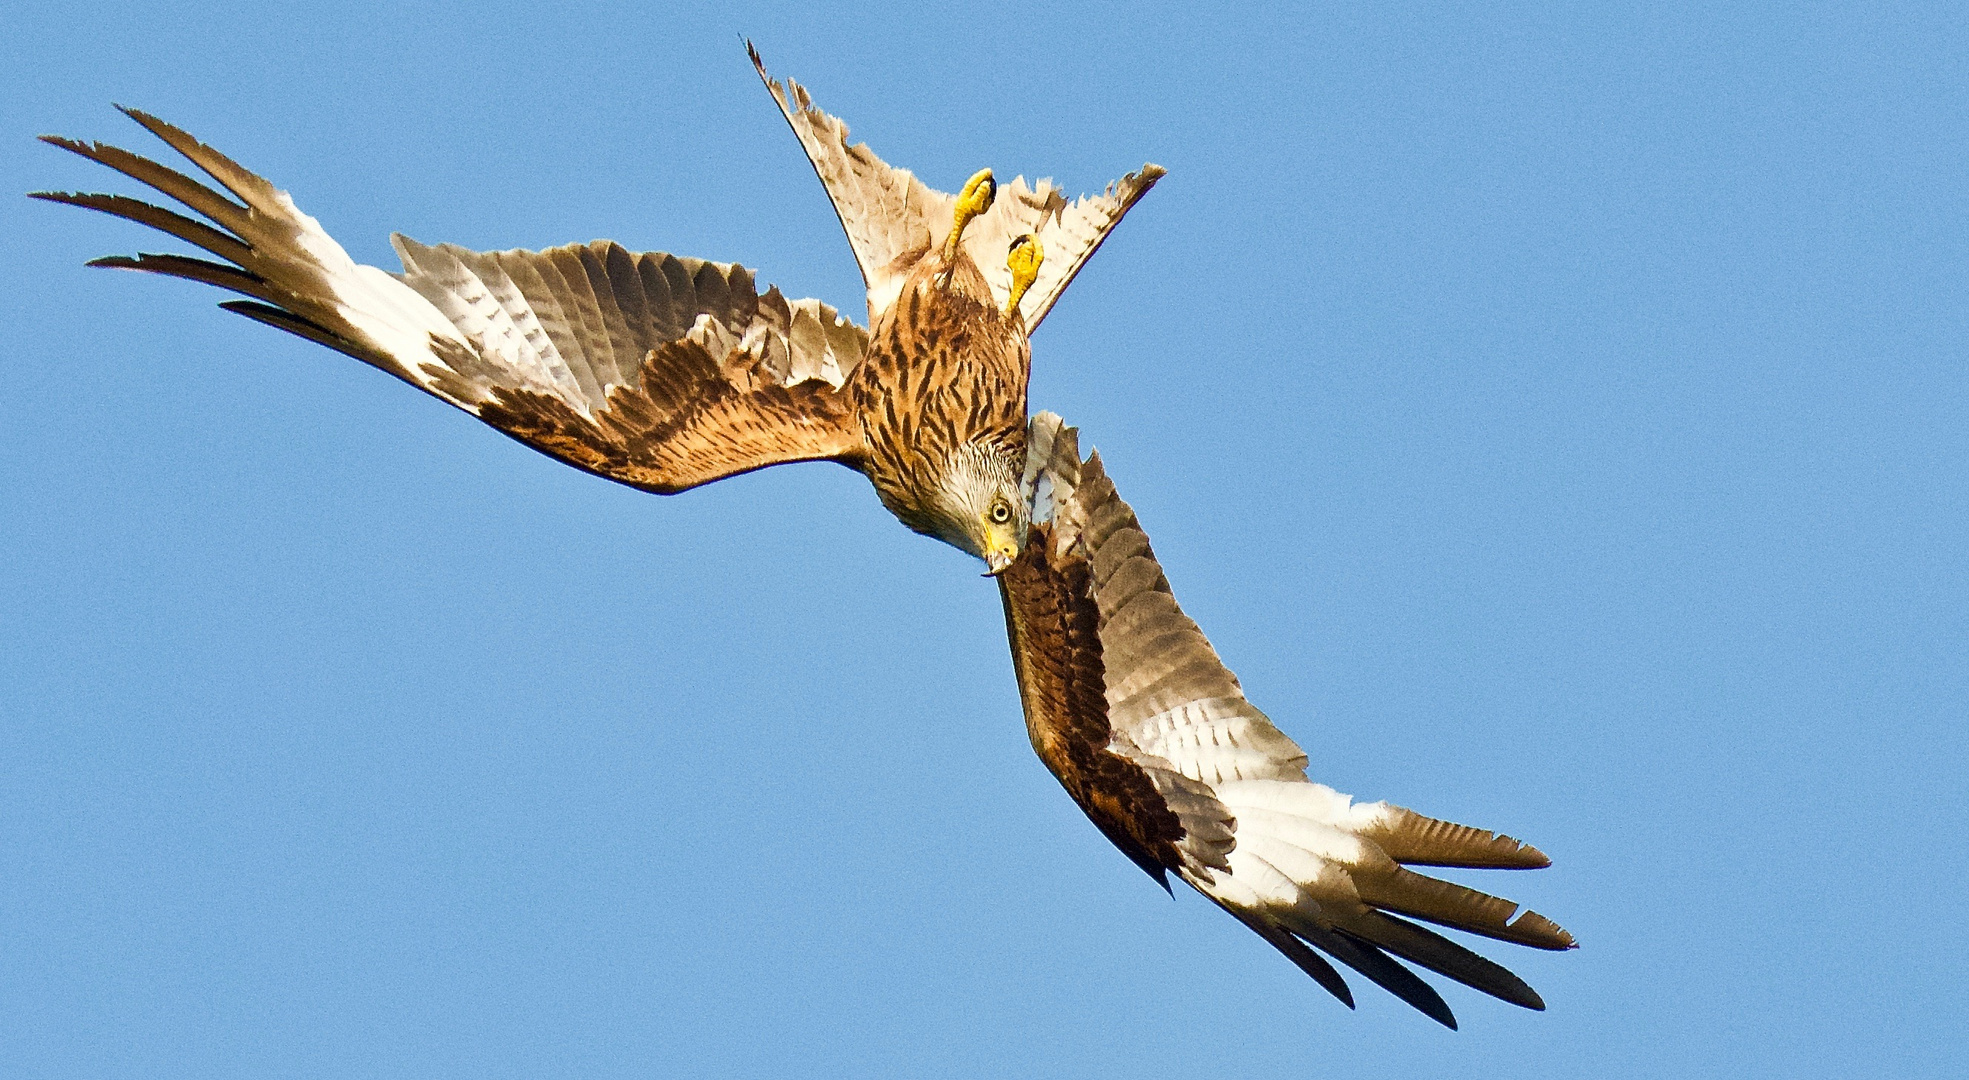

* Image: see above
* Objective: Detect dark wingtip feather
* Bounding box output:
[29,189,254,264]
[1208,899,1356,1009]
[1510,910,1577,951]
[82,252,273,308]
[1268,930,1355,1008]
[31,126,255,236]
[114,103,159,129]
[111,105,174,143]
[110,106,277,210]
[747,39,771,83]
[218,300,365,359]
[37,133,97,158]
[1345,911,1547,1011]
[1303,925,1458,1030]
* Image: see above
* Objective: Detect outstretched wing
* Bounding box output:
[750,45,1163,328]
[999,413,1576,1029]
[34,108,869,495]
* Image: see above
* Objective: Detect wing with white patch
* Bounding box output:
[1003,413,1576,1029]
[750,45,1161,328]
[36,108,868,495]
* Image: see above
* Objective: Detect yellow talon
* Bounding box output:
[942,168,996,262]
[1005,233,1044,318]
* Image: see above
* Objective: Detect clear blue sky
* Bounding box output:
[4,2,1964,1076]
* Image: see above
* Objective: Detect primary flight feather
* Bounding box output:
[34,44,1573,1029]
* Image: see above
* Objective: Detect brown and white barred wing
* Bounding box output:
[998,439,1237,888]
[37,108,870,496]
[392,238,868,492]
[1020,412,1575,1028]
[752,45,955,322]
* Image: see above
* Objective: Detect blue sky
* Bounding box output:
[4,1,1965,1076]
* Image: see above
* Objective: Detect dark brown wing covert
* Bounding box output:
[998,528,1191,887]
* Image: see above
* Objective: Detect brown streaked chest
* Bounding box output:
[848,259,1031,500]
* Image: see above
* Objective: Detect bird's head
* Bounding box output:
[928,440,1028,574]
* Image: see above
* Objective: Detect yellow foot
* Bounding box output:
[1005,233,1044,317]
[942,168,997,262]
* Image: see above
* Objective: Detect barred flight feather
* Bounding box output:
[1003,412,1574,1028]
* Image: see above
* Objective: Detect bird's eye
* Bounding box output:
[989,501,1013,524]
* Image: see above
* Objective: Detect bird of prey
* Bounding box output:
[34,45,1574,1029]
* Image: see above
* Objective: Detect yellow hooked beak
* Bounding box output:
[983,548,1017,576]
[981,519,1020,576]
[943,168,997,263]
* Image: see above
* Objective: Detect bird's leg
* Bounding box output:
[942,168,997,263]
[1005,234,1044,318]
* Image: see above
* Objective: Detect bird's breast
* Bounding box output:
[849,278,1031,513]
